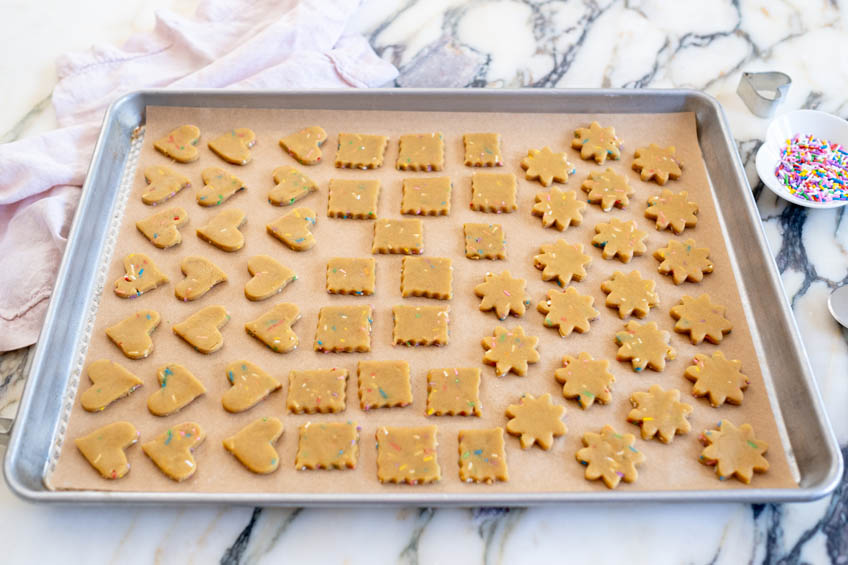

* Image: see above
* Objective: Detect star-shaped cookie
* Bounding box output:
[615,320,676,372]
[533,240,591,287]
[699,420,769,484]
[627,384,692,443]
[520,147,574,186]
[670,294,732,344]
[572,122,622,164]
[576,426,645,489]
[600,270,659,318]
[537,287,599,337]
[505,393,566,450]
[654,239,714,284]
[482,325,540,377]
[474,271,530,320]
[685,351,749,407]
[645,189,699,234]
[581,168,634,211]
[555,352,614,409]
[632,144,683,185]
[592,218,648,263]
[531,188,586,231]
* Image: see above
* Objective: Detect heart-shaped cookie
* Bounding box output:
[175,256,227,301]
[245,303,300,353]
[147,363,207,416]
[80,359,143,412]
[106,310,160,359]
[268,166,318,206]
[173,305,230,354]
[113,253,169,298]
[245,255,296,301]
[136,207,188,249]
[197,167,247,206]
[222,360,282,413]
[223,417,284,474]
[142,421,205,482]
[75,421,139,479]
[154,125,201,163]
[142,166,191,205]
[208,128,256,165]
[279,126,327,165]
[197,208,246,252]
[266,207,316,251]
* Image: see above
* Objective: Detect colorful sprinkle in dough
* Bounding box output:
[392,305,449,346]
[645,189,699,234]
[699,420,768,484]
[334,132,388,169]
[266,207,317,251]
[279,125,327,165]
[245,303,301,353]
[142,422,205,482]
[463,223,506,260]
[520,147,574,186]
[482,325,540,377]
[141,166,190,205]
[297,422,360,470]
[80,360,143,412]
[474,270,530,320]
[105,310,160,360]
[287,368,348,414]
[463,133,503,167]
[426,368,481,416]
[147,363,206,417]
[223,417,284,474]
[531,188,586,231]
[208,128,256,165]
[197,167,246,206]
[376,426,440,484]
[576,425,645,489]
[537,287,599,337]
[685,351,749,407]
[358,360,412,411]
[315,305,373,352]
[372,218,424,255]
[555,352,614,409]
[505,393,566,450]
[670,294,732,345]
[581,168,634,211]
[397,133,445,171]
[268,166,318,206]
[632,144,683,185]
[572,122,622,164]
[113,253,168,298]
[75,421,138,480]
[222,360,282,413]
[153,125,200,163]
[627,384,693,443]
[172,305,230,354]
[174,256,226,302]
[327,179,380,219]
[601,270,659,319]
[592,218,648,263]
[196,208,246,252]
[136,207,188,249]
[401,256,452,299]
[615,320,676,372]
[244,255,296,301]
[654,238,714,284]
[327,257,376,296]
[470,172,517,213]
[401,177,452,216]
[533,240,591,287]
[458,428,508,484]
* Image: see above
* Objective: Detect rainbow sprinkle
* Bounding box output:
[775,134,848,203]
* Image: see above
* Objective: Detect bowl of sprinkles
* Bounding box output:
[756,110,848,208]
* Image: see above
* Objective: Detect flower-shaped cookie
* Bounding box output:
[685,351,749,407]
[654,239,714,284]
[645,190,699,234]
[482,325,540,377]
[520,147,574,186]
[505,393,566,450]
[537,287,599,337]
[572,122,622,164]
[576,425,645,489]
[533,240,591,287]
[670,294,732,345]
[627,384,692,443]
[555,352,614,409]
[699,420,769,484]
[531,188,586,231]
[581,168,634,211]
[592,218,648,263]
[632,144,683,185]
[474,271,530,320]
[600,270,659,319]
[615,320,676,372]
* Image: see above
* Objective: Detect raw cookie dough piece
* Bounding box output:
[397,133,445,171]
[458,428,508,484]
[376,426,440,484]
[142,422,205,482]
[287,368,348,414]
[581,168,634,211]
[601,270,659,319]
[279,126,327,165]
[245,303,301,353]
[474,270,530,320]
[335,133,388,169]
[136,207,188,248]
[358,360,412,411]
[654,239,714,284]
[296,422,360,470]
[401,177,452,216]
[147,363,206,416]
[208,128,256,165]
[463,133,503,167]
[670,294,732,345]
[223,417,284,474]
[75,421,139,479]
[627,384,693,443]
[196,208,246,252]
[197,167,246,206]
[555,352,614,409]
[106,310,160,359]
[482,325,540,377]
[505,393,566,450]
[576,425,645,489]
[172,305,230,354]
[592,218,648,263]
[537,287,599,337]
[245,255,296,301]
[463,223,505,260]
[327,257,376,296]
[685,351,749,407]
[470,172,517,213]
[222,360,282,413]
[315,305,373,352]
[531,188,586,231]
[113,253,168,298]
[392,305,449,346]
[153,125,200,163]
[141,166,190,205]
[533,240,591,287]
[572,122,622,164]
[645,189,699,234]
[615,320,676,372]
[699,420,769,484]
[401,256,452,299]
[426,368,481,416]
[268,166,318,206]
[521,147,574,186]
[174,256,227,302]
[327,179,380,219]
[80,360,143,412]
[266,207,317,251]
[632,144,683,185]
[372,218,424,255]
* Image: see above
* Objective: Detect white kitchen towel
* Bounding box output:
[0,0,397,351]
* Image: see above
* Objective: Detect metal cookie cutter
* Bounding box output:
[737,71,791,118]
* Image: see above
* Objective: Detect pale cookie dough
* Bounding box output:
[426,367,481,417]
[392,305,449,346]
[174,256,227,302]
[458,428,508,484]
[474,270,530,320]
[268,166,318,206]
[572,122,622,164]
[153,125,200,163]
[287,368,348,414]
[142,422,205,482]
[296,421,360,470]
[521,147,574,186]
[357,360,412,411]
[470,172,517,213]
[136,207,188,248]
[197,167,247,206]
[576,425,645,489]
[315,305,373,352]
[654,238,714,284]
[80,360,143,412]
[75,421,139,480]
[685,351,749,407]
[537,287,599,337]
[335,133,388,169]
[482,325,540,377]
[401,257,452,299]
[615,320,676,372]
[627,384,693,443]
[592,218,648,263]
[208,128,256,165]
[463,133,503,167]
[632,144,683,185]
[645,189,699,234]
[372,218,423,255]
[223,417,284,474]
[463,223,506,260]
[581,168,634,211]
[245,303,301,353]
[141,166,190,205]
[397,133,445,171]
[113,253,168,298]
[245,255,296,301]
[147,364,206,417]
[531,188,586,231]
[401,177,452,216]
[279,126,327,165]
[327,257,376,296]
[222,360,282,413]
[327,179,380,219]
[504,393,566,450]
[670,294,732,344]
[376,426,440,484]
[533,240,591,287]
[699,420,769,484]
[196,208,246,252]
[106,310,160,359]
[267,207,317,251]
[601,270,659,319]
[555,352,615,409]
[172,305,230,354]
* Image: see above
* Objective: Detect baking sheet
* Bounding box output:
[47,106,796,493]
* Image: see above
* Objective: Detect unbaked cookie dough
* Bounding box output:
[470,172,517,213]
[142,422,205,482]
[223,417,284,474]
[113,253,168,298]
[268,166,318,206]
[357,360,412,411]
[208,128,256,165]
[685,351,749,407]
[463,223,506,260]
[141,166,190,205]
[287,368,348,414]
[572,122,622,164]
[296,421,360,470]
[75,421,139,480]
[533,240,591,287]
[80,360,143,412]
[266,207,317,251]
[327,257,376,296]
[555,352,614,409]
[632,144,683,185]
[154,125,200,163]
[196,208,246,252]
[401,177,452,216]
[174,256,227,302]
[147,363,206,417]
[537,287,599,337]
[581,168,634,211]
[245,303,301,353]
[482,325,539,377]
[627,384,692,443]
[197,167,246,206]
[615,320,676,372]
[172,305,230,354]
[136,207,188,249]
[426,367,481,416]
[699,420,768,484]
[463,133,503,167]
[222,360,282,413]
[105,310,160,360]
[279,126,327,165]
[315,305,373,352]
[654,238,714,284]
[531,188,586,231]
[397,133,445,171]
[474,270,530,320]
[592,218,648,263]
[375,426,440,484]
[392,305,449,346]
[670,294,732,344]
[504,392,566,450]
[520,147,574,186]
[335,133,388,169]
[576,425,645,489]
[600,270,659,319]
[245,255,296,301]
[645,189,699,234]
[400,256,452,299]
[372,218,423,255]
[327,179,380,219]
[458,428,508,484]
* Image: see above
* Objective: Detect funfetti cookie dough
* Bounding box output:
[142,422,205,482]
[531,188,585,231]
[174,256,227,302]
[287,368,348,414]
[172,305,230,354]
[520,147,574,186]
[670,294,732,344]
[654,239,714,284]
[113,253,168,298]
[474,270,530,320]
[555,353,614,409]
[197,167,246,206]
[327,258,376,296]
[397,133,445,171]
[470,172,517,213]
[505,393,566,450]
[105,310,160,360]
[533,240,591,287]
[335,133,388,169]
[375,426,440,484]
[458,428,508,484]
[576,425,645,489]
[482,325,539,377]
[401,177,452,216]
[592,218,648,263]
[627,384,692,444]
[136,207,188,249]
[537,287,599,337]
[208,128,256,165]
[196,208,247,252]
[222,361,282,413]
[463,133,503,167]
[463,223,505,260]
[357,360,412,411]
[244,303,301,353]
[685,351,749,407]
[400,257,452,299]
[327,179,380,219]
[572,122,622,164]
[297,422,360,470]
[75,421,139,480]
[645,189,699,234]
[141,166,190,205]
[426,368,481,417]
[268,166,318,206]
[223,417,284,474]
[615,321,676,372]
[392,305,449,346]
[279,126,327,165]
[581,168,633,211]
[699,420,769,484]
[632,144,683,185]
[80,360,143,412]
[147,363,206,417]
[267,207,317,251]
[245,255,296,301]
[154,125,200,162]
[601,270,659,319]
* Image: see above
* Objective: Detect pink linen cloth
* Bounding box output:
[0,0,397,351]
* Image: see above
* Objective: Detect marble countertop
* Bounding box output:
[1,0,847,562]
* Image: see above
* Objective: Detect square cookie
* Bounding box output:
[397,133,445,171]
[315,305,373,352]
[401,177,452,216]
[458,428,509,483]
[401,257,453,299]
[464,223,506,260]
[376,426,441,484]
[287,368,348,414]
[326,258,376,296]
[470,172,517,213]
[463,133,503,167]
[357,360,413,411]
[296,421,359,470]
[392,305,449,346]
[427,368,481,416]
[372,218,424,255]
[327,179,380,219]
[335,133,388,169]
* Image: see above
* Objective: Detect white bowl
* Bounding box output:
[755,109,848,209]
